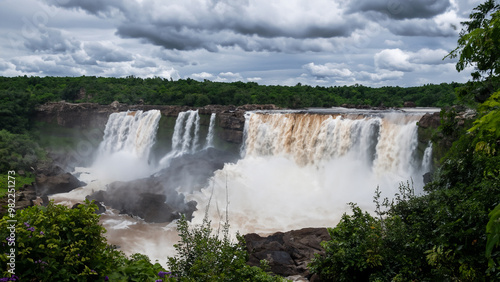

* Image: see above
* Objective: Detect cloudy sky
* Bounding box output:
[0,0,482,87]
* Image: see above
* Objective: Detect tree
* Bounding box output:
[445,0,500,103]
[446,0,500,80]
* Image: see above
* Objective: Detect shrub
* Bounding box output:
[0,200,166,281]
[167,214,287,281]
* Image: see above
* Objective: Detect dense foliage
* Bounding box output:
[0,130,46,173]
[0,201,166,281]
[0,75,459,110]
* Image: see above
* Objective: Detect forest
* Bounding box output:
[0,0,499,280]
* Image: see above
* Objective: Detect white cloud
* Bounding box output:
[303,63,353,78]
[191,72,215,80]
[215,72,243,82]
[374,48,414,72]
[375,48,452,72]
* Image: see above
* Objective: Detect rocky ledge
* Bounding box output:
[35,101,278,144]
[244,228,330,281]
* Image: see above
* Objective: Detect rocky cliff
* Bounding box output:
[35,101,278,144]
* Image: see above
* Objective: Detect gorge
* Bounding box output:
[33,102,440,277]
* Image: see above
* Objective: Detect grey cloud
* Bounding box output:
[117,24,220,52]
[348,0,451,20]
[132,58,157,68]
[47,0,366,53]
[24,27,80,53]
[11,56,84,76]
[387,19,457,37]
[84,42,133,62]
[0,60,11,71]
[230,19,362,39]
[44,0,129,17]
[409,48,449,64]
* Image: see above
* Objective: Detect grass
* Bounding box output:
[0,173,35,198]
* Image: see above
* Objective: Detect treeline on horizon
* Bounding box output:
[0,75,460,110]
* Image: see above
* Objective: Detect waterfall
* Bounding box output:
[190,110,434,234]
[159,110,216,167]
[205,113,216,148]
[92,110,161,181]
[242,112,423,175]
[172,110,201,154]
[98,110,161,159]
[421,142,433,172]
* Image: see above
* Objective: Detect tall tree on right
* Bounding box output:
[446,0,500,103]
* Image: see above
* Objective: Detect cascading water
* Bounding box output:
[92,110,162,181]
[189,110,434,234]
[205,113,216,149]
[159,110,217,168]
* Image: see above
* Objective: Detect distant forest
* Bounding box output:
[0,75,461,110]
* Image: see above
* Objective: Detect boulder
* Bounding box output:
[35,165,85,196]
[244,228,330,279]
[87,179,197,223]
[418,112,441,129]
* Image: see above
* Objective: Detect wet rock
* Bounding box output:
[0,184,37,214]
[244,228,330,279]
[86,147,237,223]
[418,112,441,129]
[35,165,85,196]
[87,179,197,223]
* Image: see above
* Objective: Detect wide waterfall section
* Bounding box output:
[189,109,434,234]
[50,107,436,267]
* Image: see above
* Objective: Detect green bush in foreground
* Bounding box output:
[167,214,287,282]
[0,201,166,281]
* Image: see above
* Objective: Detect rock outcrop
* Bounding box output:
[86,178,197,223]
[418,112,441,130]
[87,147,238,223]
[35,101,278,144]
[244,228,330,280]
[35,164,85,196]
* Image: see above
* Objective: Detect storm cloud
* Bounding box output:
[0,0,479,86]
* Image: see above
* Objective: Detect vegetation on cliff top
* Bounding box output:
[0,75,460,111]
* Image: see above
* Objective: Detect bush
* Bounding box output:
[0,130,47,173]
[308,203,383,281]
[0,201,166,281]
[167,214,287,281]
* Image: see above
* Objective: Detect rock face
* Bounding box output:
[35,165,85,196]
[418,112,441,129]
[35,101,278,144]
[244,228,330,280]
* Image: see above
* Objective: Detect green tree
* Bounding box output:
[446,0,500,103]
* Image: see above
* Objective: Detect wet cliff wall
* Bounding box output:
[34,101,279,144]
